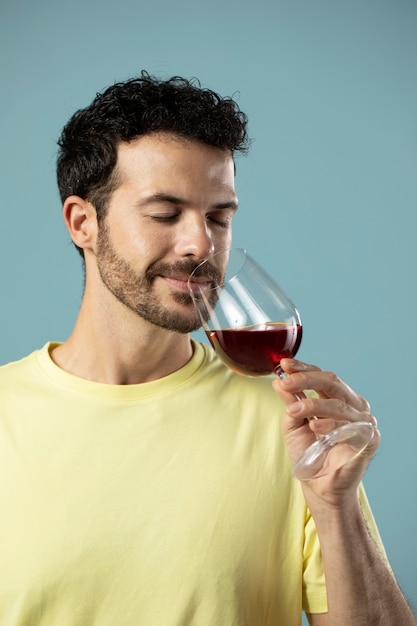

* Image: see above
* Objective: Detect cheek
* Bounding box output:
[215,230,232,251]
[109,221,167,258]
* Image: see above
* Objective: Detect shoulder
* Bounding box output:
[0,345,46,390]
[194,340,287,427]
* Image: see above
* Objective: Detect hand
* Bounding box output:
[272,358,380,504]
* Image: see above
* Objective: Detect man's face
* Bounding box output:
[94,132,237,333]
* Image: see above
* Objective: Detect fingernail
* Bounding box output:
[281,375,293,386]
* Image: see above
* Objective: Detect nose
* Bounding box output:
[174,215,215,260]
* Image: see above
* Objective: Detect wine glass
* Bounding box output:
[188,248,375,481]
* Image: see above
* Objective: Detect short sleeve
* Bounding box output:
[302,507,328,614]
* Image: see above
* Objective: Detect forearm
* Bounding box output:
[313,498,416,626]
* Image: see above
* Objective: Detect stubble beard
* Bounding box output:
[95,222,220,334]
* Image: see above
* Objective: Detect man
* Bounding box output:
[0,72,415,625]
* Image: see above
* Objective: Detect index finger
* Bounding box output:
[279,359,370,414]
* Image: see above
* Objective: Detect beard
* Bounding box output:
[95,222,221,334]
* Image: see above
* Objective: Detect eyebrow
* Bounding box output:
[138,192,239,211]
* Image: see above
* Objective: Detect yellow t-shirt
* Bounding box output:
[0,342,384,625]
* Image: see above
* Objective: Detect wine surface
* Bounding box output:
[207,322,302,376]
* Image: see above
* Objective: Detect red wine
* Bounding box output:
[207,323,302,377]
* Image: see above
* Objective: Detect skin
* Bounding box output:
[53,131,416,625]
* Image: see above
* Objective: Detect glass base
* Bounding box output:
[293,421,376,481]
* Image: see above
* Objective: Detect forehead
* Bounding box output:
[115,132,235,186]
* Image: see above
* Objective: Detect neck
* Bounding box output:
[51,295,194,385]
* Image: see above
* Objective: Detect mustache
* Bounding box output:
[147,259,223,283]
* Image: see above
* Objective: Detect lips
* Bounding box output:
[148,260,221,295]
[165,274,211,290]
[187,278,213,296]
[161,275,190,288]
[187,275,212,286]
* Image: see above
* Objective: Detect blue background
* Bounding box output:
[1,0,416,618]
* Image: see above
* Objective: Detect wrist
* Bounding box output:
[302,484,363,531]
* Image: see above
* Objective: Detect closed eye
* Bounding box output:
[207,209,235,228]
[150,214,179,223]
[208,215,232,228]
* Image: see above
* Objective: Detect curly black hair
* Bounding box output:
[57,71,250,244]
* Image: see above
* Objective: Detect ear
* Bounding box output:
[62,196,98,253]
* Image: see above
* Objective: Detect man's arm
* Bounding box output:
[308,495,416,625]
[273,359,417,626]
